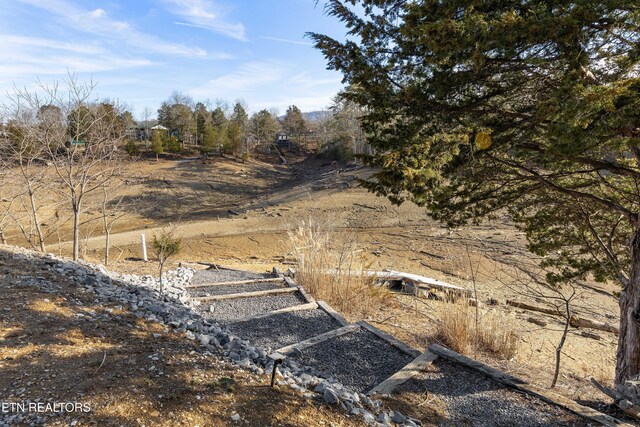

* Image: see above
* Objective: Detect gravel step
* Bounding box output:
[195,291,307,322]
[226,308,344,351]
[290,328,414,393]
[394,359,590,426]
[191,269,272,286]
[186,280,285,297]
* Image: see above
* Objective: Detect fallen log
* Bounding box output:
[527,317,547,327]
[570,315,619,335]
[506,300,619,335]
[506,300,560,316]
[591,379,640,421]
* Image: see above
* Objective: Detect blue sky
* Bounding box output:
[0,0,347,118]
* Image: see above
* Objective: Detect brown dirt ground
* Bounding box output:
[1,154,625,418]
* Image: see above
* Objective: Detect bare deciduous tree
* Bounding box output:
[2,75,128,261]
[499,262,581,388]
[152,228,182,295]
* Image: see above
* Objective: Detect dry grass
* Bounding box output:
[435,300,518,359]
[434,300,473,354]
[287,218,392,319]
[475,309,519,359]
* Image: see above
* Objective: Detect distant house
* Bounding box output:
[275,132,291,150]
[150,124,169,138]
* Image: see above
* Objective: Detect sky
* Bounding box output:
[0,0,348,119]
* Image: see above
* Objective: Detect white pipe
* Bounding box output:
[141,234,148,262]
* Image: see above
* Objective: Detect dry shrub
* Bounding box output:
[435,300,518,359]
[434,299,473,354]
[287,218,391,319]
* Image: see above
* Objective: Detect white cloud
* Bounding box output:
[260,36,313,46]
[162,0,245,40]
[188,61,343,114]
[191,61,285,96]
[0,35,106,55]
[14,0,209,58]
[253,95,336,114]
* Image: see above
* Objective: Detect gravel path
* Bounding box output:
[186,280,284,297]
[396,359,589,427]
[226,308,343,351]
[196,292,307,322]
[291,329,414,393]
[191,268,272,285]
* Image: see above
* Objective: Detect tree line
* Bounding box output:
[0,76,369,265]
[145,91,367,162]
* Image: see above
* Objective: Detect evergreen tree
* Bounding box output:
[229,102,248,158]
[195,102,208,145]
[311,0,640,385]
[282,105,307,145]
[250,109,280,147]
[150,131,163,162]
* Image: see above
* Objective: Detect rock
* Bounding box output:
[390,410,407,424]
[377,412,392,426]
[324,388,340,405]
[361,410,376,425]
[230,413,240,421]
[236,358,251,368]
[198,334,211,346]
[581,331,601,340]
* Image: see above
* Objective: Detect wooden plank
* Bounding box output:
[357,321,421,358]
[297,287,316,304]
[368,350,439,395]
[184,277,283,289]
[518,382,632,427]
[276,324,361,355]
[282,276,316,302]
[283,276,298,288]
[193,286,299,302]
[317,300,349,327]
[389,271,471,297]
[229,302,318,323]
[429,344,631,427]
[429,344,523,386]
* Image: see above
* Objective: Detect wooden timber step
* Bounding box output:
[227,300,350,351]
[357,321,421,358]
[186,279,288,298]
[368,350,439,395]
[428,344,631,427]
[231,302,319,323]
[201,289,309,323]
[276,324,361,355]
[193,286,299,302]
[285,324,417,393]
[184,277,283,289]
